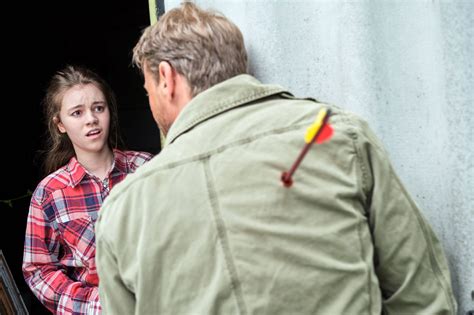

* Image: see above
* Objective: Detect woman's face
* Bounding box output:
[56,83,111,158]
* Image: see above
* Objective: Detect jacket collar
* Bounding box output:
[165,74,287,146]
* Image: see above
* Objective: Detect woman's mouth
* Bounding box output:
[86,129,101,137]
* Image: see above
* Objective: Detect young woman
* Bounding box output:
[22,65,153,314]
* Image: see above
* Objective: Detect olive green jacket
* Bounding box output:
[96,74,456,314]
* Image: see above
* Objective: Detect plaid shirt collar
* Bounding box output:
[66,149,127,187]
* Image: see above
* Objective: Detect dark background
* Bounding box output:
[1,1,160,313]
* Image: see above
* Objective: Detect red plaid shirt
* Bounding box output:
[23,149,153,314]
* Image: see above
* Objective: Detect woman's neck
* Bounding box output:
[76,148,114,181]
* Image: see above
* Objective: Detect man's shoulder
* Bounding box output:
[272,99,383,154]
[328,106,372,133]
[269,97,375,138]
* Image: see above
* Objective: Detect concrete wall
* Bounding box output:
[166,1,473,312]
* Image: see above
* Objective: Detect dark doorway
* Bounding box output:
[1,1,159,313]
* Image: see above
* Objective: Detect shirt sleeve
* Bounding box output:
[355,119,457,314]
[22,196,101,315]
[95,219,136,315]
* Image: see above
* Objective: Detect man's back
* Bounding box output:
[96,75,456,314]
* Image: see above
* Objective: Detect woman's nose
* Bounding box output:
[86,110,99,124]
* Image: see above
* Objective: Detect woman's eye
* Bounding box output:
[94,106,105,112]
[71,111,81,117]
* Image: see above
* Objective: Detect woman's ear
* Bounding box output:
[53,116,66,133]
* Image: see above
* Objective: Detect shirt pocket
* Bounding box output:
[59,216,97,268]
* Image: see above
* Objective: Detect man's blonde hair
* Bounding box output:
[133,1,248,96]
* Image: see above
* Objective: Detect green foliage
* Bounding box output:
[1,190,32,208]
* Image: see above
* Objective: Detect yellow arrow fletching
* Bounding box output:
[304,107,328,143]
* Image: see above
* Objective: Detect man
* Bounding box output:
[95,2,457,314]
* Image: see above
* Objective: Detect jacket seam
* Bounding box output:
[338,112,370,204]
[157,123,311,173]
[339,111,373,312]
[392,174,456,313]
[349,131,373,314]
[203,158,247,314]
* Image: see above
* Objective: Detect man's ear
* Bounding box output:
[158,61,175,100]
[53,116,66,133]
